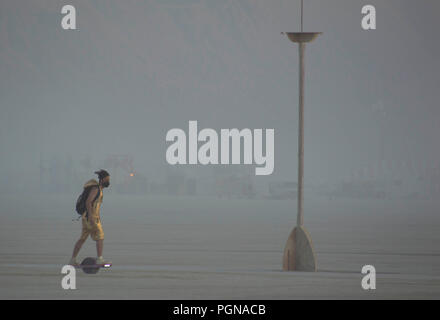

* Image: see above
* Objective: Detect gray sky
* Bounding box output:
[1,0,439,189]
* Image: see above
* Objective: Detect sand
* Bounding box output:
[0,193,439,299]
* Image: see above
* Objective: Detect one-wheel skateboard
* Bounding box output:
[75,257,112,274]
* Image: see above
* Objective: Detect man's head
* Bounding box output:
[94,169,110,188]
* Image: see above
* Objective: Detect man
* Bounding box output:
[70,169,111,266]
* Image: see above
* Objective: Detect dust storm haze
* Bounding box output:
[0,0,439,299]
[1,0,439,195]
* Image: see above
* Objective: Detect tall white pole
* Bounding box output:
[297,42,305,227]
[281,0,321,271]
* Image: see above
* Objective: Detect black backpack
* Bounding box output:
[75,185,100,217]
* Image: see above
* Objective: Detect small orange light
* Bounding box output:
[130,173,134,177]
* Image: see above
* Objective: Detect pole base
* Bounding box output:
[282,226,317,271]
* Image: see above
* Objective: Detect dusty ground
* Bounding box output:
[0,193,439,299]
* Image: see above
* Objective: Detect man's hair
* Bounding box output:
[94,169,110,180]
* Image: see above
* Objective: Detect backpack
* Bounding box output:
[75,185,100,217]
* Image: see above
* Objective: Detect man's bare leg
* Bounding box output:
[72,238,86,259]
[96,239,103,258]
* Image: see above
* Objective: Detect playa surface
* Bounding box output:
[1,193,439,299]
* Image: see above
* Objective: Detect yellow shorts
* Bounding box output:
[80,214,104,241]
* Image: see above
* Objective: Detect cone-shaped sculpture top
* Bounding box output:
[282,32,322,43]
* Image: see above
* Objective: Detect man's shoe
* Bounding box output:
[95,256,111,265]
[69,257,79,266]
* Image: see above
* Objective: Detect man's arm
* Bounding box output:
[85,186,98,223]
